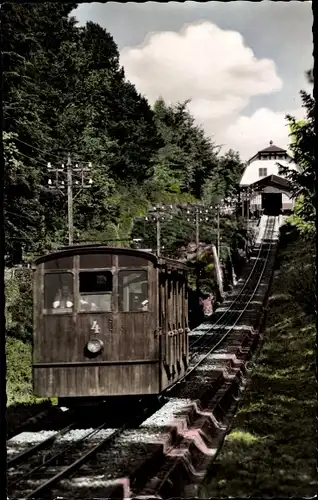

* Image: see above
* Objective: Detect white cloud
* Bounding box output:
[219,107,306,161]
[120,21,307,161]
[121,22,282,111]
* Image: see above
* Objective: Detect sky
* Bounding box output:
[72,1,313,161]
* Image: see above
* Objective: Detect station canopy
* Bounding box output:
[242,174,292,193]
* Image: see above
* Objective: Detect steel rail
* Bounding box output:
[137,218,277,498]
[9,218,277,500]
[189,216,271,350]
[7,421,77,468]
[8,421,109,490]
[188,216,275,361]
[23,401,159,499]
[166,216,276,393]
[140,218,278,499]
[189,217,275,359]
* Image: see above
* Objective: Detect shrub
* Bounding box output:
[5,267,33,343]
[6,337,33,405]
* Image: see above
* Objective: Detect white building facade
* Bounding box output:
[240,142,298,215]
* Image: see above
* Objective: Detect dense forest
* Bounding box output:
[3,3,245,261]
[3,3,247,341]
[3,3,315,347]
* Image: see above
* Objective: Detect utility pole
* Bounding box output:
[241,189,245,218]
[195,206,199,265]
[47,156,93,245]
[67,154,73,245]
[142,203,220,260]
[247,188,250,233]
[195,206,201,294]
[156,215,161,257]
[217,204,220,257]
[144,205,168,256]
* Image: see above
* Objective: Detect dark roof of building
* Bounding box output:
[247,141,290,164]
[245,174,291,191]
[259,144,287,153]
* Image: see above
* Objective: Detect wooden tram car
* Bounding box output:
[32,244,189,405]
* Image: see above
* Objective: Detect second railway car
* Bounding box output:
[32,244,189,405]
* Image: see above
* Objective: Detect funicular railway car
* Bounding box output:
[32,244,189,406]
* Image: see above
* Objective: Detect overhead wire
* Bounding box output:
[12,149,50,168]
[5,209,39,223]
[9,137,68,164]
[11,136,91,165]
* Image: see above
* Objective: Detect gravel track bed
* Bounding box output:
[6,402,58,439]
[48,439,164,499]
[8,400,165,499]
[8,427,117,499]
[7,407,77,459]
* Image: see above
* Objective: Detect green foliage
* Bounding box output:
[3,132,43,259]
[203,150,245,205]
[279,91,316,235]
[200,231,316,498]
[6,337,33,405]
[4,4,292,405]
[3,3,78,255]
[4,4,246,259]
[286,196,316,237]
[5,269,20,331]
[152,98,220,199]
[278,224,316,316]
[5,268,33,343]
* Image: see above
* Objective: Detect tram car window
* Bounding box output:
[119,270,148,312]
[44,272,74,313]
[79,271,112,312]
[32,245,189,404]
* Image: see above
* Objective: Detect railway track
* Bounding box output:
[7,399,163,499]
[183,216,277,374]
[7,216,278,500]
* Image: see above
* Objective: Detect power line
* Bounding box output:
[139,202,224,263]
[11,137,55,158]
[10,136,91,165]
[13,150,49,167]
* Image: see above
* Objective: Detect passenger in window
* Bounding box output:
[140,283,148,311]
[79,297,98,311]
[53,285,73,310]
[141,299,148,311]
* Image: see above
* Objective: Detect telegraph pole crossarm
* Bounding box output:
[47,156,93,246]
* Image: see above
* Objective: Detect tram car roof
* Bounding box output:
[33,243,187,270]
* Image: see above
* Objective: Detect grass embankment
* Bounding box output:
[200,226,316,497]
[6,337,54,436]
[6,337,33,406]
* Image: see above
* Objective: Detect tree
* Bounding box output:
[4,132,42,259]
[152,98,220,199]
[2,3,78,255]
[202,149,244,206]
[3,6,165,249]
[279,91,315,236]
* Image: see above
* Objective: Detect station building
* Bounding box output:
[240,141,298,216]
